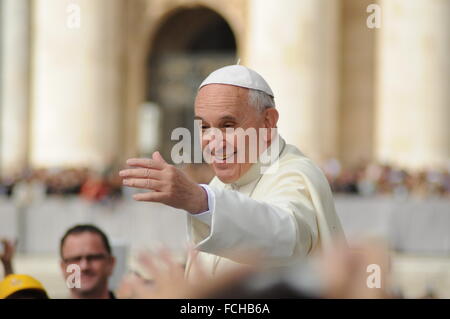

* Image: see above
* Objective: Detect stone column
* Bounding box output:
[339,0,376,167]
[30,0,125,169]
[0,0,31,176]
[246,0,340,162]
[375,0,450,169]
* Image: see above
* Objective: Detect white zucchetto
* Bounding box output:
[199,65,274,98]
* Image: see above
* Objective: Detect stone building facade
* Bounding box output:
[0,0,449,175]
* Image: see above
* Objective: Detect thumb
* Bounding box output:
[152,151,167,165]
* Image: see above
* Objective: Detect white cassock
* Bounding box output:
[185,135,346,278]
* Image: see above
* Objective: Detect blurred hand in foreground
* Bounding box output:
[320,240,392,299]
[116,248,255,299]
[1,238,16,276]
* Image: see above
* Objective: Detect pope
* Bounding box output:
[119,65,346,276]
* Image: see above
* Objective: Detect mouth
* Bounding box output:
[81,272,96,280]
[214,151,237,162]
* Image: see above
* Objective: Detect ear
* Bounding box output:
[263,108,279,129]
[60,260,66,276]
[108,256,116,276]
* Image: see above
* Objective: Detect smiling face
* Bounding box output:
[195,84,278,183]
[60,232,115,298]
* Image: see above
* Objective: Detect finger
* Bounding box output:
[133,192,167,202]
[123,178,164,191]
[157,247,173,265]
[132,281,156,299]
[158,248,184,275]
[119,168,162,179]
[138,252,161,279]
[122,272,156,299]
[187,247,207,279]
[126,158,165,170]
[187,245,199,263]
[152,151,168,165]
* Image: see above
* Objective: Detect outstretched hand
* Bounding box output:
[119,152,208,214]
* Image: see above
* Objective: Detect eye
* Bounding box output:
[198,122,209,130]
[223,122,235,128]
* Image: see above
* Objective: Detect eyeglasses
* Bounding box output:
[62,253,109,264]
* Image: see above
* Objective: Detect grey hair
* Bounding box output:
[248,89,276,112]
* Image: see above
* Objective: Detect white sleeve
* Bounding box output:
[187,185,315,264]
[187,184,214,225]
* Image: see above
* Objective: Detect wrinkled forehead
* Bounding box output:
[195,84,250,112]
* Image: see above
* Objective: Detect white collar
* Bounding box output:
[228,135,286,188]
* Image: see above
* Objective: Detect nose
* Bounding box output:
[202,129,226,155]
[79,257,90,270]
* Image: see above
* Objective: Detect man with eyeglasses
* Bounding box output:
[60,224,116,299]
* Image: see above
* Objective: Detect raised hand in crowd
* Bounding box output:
[1,238,17,277]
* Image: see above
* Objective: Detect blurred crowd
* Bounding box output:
[321,159,450,199]
[0,167,123,204]
[0,159,449,204]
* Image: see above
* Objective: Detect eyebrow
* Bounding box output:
[194,115,238,122]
